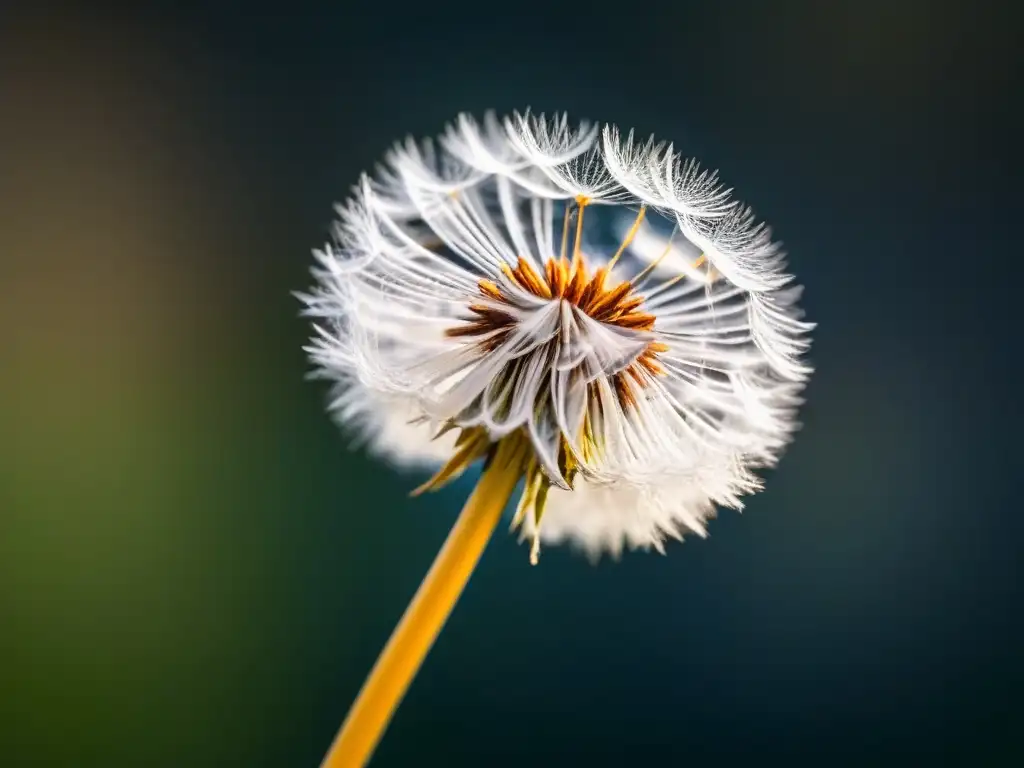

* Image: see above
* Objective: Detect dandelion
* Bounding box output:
[299,110,813,766]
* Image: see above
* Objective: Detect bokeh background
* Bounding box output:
[1,2,1018,765]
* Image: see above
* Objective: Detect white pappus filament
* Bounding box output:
[299,110,814,562]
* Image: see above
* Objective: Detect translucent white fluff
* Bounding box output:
[299,109,813,558]
[322,378,458,467]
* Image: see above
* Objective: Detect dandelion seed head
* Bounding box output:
[300,109,814,561]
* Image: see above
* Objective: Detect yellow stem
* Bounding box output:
[606,205,646,271]
[320,444,523,768]
[571,196,588,271]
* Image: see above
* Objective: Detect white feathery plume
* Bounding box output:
[300,109,814,563]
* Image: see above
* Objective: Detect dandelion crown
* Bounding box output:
[302,110,812,562]
[301,110,813,767]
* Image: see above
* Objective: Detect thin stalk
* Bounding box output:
[320,441,523,767]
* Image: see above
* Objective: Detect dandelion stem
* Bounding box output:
[320,440,523,768]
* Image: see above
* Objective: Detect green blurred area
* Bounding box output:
[0,17,363,763]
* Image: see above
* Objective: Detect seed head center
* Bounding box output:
[447,254,668,388]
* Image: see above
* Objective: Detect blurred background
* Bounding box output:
[0,2,1018,765]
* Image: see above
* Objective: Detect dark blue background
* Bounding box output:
[1,2,1018,765]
